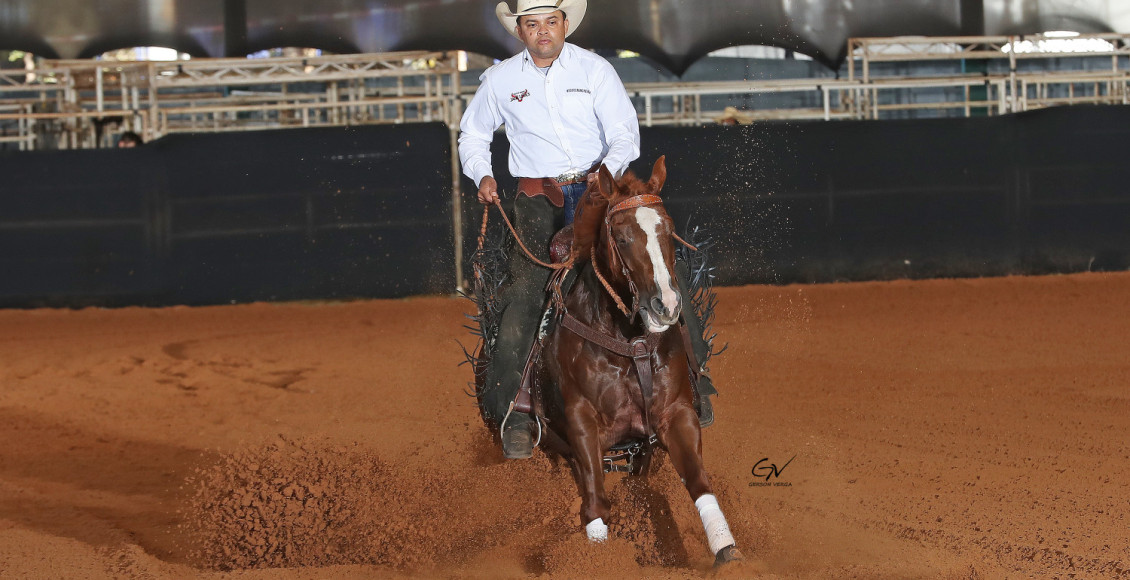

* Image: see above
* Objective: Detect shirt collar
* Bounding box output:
[520,42,573,73]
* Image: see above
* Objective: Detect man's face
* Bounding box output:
[516,11,568,65]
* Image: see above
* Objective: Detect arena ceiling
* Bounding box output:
[1,0,1128,72]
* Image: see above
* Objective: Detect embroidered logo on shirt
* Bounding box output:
[567,88,591,94]
[510,89,530,102]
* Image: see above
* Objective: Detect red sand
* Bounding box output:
[1,273,1128,578]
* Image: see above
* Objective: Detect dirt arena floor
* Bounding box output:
[1,272,1128,579]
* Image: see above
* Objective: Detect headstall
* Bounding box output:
[595,194,667,318]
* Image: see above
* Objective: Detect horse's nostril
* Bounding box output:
[651,295,665,315]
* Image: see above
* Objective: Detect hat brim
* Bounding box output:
[495,1,587,40]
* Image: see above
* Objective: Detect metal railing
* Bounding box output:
[2,35,1128,147]
[621,33,1128,125]
[843,33,1130,119]
[0,51,462,149]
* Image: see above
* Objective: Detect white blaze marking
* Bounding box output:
[635,207,679,318]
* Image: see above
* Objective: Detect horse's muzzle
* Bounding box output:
[641,293,681,332]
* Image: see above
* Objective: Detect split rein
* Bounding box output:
[477,193,697,318]
[478,200,573,271]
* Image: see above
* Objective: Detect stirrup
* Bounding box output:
[603,436,657,474]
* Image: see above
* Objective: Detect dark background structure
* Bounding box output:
[0,124,454,306]
[2,105,1128,306]
[0,1,1127,71]
[1,1,1129,306]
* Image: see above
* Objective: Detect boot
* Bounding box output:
[501,415,534,459]
[697,394,715,429]
[488,370,536,460]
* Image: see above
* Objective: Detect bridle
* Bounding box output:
[590,194,663,318]
[481,191,696,320]
[591,194,697,319]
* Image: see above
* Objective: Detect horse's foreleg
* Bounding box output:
[657,407,742,565]
[565,402,611,542]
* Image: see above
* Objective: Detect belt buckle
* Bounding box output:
[555,170,585,184]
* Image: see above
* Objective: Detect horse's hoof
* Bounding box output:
[713,544,743,568]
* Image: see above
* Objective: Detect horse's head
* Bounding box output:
[587,156,681,333]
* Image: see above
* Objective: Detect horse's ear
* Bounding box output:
[596,164,617,199]
[647,156,667,194]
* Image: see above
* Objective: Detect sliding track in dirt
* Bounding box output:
[0,273,1127,578]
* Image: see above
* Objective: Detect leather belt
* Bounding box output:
[516,168,593,207]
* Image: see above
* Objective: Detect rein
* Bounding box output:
[477,191,696,317]
[483,200,575,270]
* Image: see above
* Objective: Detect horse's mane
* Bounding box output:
[569,171,650,263]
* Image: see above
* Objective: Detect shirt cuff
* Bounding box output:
[464,162,493,189]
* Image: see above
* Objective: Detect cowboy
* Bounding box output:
[459,0,717,459]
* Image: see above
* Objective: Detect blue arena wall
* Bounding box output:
[2,106,1129,307]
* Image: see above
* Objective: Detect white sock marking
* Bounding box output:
[695,494,736,555]
[586,517,608,542]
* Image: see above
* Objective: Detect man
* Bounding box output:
[459,0,716,459]
[117,131,143,148]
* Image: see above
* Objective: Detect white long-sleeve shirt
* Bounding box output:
[458,42,640,187]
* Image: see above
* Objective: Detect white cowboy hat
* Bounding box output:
[495,0,587,39]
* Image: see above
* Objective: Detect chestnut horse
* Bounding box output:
[534,157,742,566]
